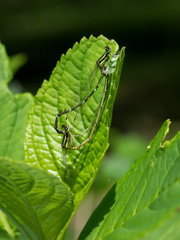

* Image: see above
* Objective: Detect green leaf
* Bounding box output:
[0,41,34,239]
[0,226,12,240]
[0,157,74,240]
[0,209,20,240]
[0,83,33,161]
[24,35,125,204]
[24,35,125,238]
[0,42,13,83]
[78,120,180,240]
[10,53,28,75]
[0,41,33,161]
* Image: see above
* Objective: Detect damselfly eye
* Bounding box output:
[62,125,68,131]
[105,46,110,51]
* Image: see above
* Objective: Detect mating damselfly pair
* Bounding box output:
[55,46,120,150]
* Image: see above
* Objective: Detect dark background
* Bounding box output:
[1,0,180,238]
[1,0,180,139]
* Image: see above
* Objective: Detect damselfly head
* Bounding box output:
[105,46,111,53]
[62,124,69,132]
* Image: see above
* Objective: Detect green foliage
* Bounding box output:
[0,83,33,161]
[0,36,124,239]
[0,42,13,83]
[10,53,28,75]
[0,158,74,240]
[24,36,124,208]
[0,36,180,240]
[0,42,33,162]
[78,120,180,239]
[94,132,148,190]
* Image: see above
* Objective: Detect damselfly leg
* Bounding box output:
[54,46,118,119]
[62,67,109,149]
[59,125,89,149]
[55,46,120,149]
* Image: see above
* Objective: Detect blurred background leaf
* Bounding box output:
[9,53,28,75]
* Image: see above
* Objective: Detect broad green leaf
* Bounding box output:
[24,35,125,238]
[0,41,33,161]
[78,120,180,240]
[0,41,33,239]
[0,42,13,83]
[0,157,74,240]
[24,35,125,204]
[0,83,33,161]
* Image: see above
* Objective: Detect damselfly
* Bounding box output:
[55,46,120,149]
